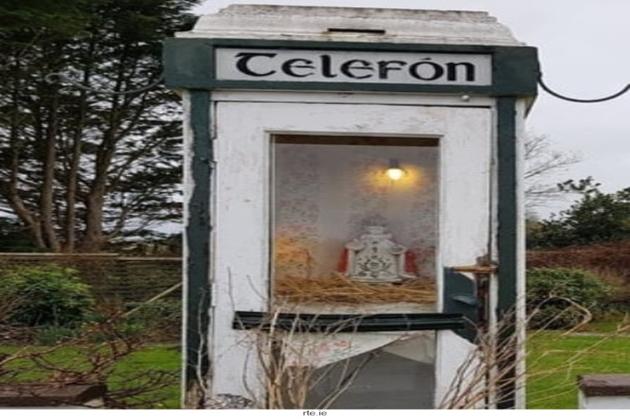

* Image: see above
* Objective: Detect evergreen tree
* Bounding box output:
[0,0,199,252]
[528,178,630,248]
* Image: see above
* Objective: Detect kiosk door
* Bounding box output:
[210,100,494,407]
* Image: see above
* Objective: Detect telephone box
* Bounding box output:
[164,5,538,409]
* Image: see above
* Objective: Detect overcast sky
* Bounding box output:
[196,0,630,215]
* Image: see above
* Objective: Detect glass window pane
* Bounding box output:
[272,135,439,313]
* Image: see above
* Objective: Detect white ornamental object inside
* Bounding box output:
[344,225,415,283]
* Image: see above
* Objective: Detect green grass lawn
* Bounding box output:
[108,345,180,408]
[526,325,630,409]
[0,344,181,408]
[3,326,630,409]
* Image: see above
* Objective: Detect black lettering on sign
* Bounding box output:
[235,52,277,77]
[446,62,476,82]
[227,50,483,83]
[377,60,406,80]
[319,55,337,78]
[282,58,315,78]
[340,59,374,79]
[409,59,445,81]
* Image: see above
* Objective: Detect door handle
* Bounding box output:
[451,264,497,275]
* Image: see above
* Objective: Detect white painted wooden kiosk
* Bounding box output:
[163,5,539,409]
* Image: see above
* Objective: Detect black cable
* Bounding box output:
[538,74,630,103]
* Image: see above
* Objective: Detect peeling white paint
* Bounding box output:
[210,99,493,402]
[176,4,531,409]
[514,99,528,409]
[180,5,524,47]
[434,330,479,407]
[180,92,193,405]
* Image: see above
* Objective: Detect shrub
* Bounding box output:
[0,265,94,327]
[35,325,80,345]
[527,268,612,330]
[0,286,20,323]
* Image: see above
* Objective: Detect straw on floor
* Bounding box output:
[274,274,436,304]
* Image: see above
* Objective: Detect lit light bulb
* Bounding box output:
[386,159,405,181]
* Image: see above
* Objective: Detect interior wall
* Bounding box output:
[273,137,438,280]
[306,348,436,409]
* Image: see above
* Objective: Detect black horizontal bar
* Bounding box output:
[233,311,466,332]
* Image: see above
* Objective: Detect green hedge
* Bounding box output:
[527,268,611,330]
[0,265,94,327]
